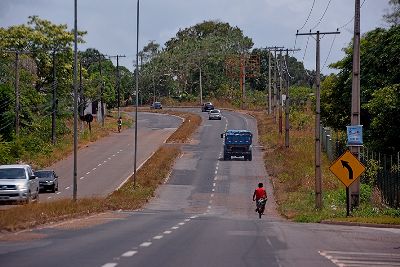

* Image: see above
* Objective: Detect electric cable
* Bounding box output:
[298,0,317,31]
[322,33,337,71]
[311,0,332,30]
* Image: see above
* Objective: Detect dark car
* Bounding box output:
[150,102,162,109]
[201,102,214,112]
[34,170,59,193]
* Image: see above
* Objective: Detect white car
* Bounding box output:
[209,109,222,120]
[0,164,40,203]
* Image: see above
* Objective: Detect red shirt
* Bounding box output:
[254,187,267,200]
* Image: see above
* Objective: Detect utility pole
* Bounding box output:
[109,55,126,118]
[285,49,291,148]
[98,53,105,126]
[199,66,203,105]
[264,47,284,115]
[133,0,140,187]
[14,51,20,136]
[297,30,340,209]
[51,50,57,145]
[350,0,361,208]
[278,51,283,135]
[73,0,78,202]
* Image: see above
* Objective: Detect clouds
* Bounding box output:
[0,0,391,73]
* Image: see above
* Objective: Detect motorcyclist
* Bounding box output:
[117,116,122,132]
[252,182,267,212]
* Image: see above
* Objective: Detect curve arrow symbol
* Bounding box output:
[341,160,353,180]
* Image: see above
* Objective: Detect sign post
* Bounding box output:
[329,150,366,216]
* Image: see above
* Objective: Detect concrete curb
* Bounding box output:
[321,220,400,229]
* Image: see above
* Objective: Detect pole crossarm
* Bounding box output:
[296,31,340,36]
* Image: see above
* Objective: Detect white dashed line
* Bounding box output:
[121,251,137,257]
[211,194,214,198]
[178,222,185,226]
[92,167,97,171]
[215,170,217,174]
[190,215,198,219]
[208,205,212,209]
[47,196,52,199]
[80,176,84,180]
[103,160,107,163]
[102,263,118,267]
[163,230,172,234]
[86,172,90,175]
[213,183,216,187]
[214,177,217,181]
[112,154,116,157]
[65,187,70,190]
[116,151,120,154]
[119,149,123,152]
[171,226,179,230]
[56,192,61,195]
[184,219,190,222]
[140,242,152,247]
[108,157,111,160]
[209,200,213,204]
[153,235,163,240]
[98,163,102,167]
[212,188,215,192]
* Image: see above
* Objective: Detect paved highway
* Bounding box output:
[0,109,399,267]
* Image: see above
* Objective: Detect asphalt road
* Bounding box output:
[0,109,399,267]
[41,112,182,201]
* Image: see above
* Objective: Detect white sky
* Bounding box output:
[0,0,391,74]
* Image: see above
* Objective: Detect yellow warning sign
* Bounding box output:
[329,150,366,188]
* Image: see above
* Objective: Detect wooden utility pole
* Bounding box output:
[109,55,126,118]
[350,0,361,208]
[98,53,105,126]
[264,47,284,115]
[278,51,283,135]
[14,52,20,136]
[297,30,340,209]
[51,50,57,144]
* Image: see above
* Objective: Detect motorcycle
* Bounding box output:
[256,198,267,218]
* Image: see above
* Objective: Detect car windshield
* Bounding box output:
[35,171,53,179]
[210,110,219,113]
[0,168,26,179]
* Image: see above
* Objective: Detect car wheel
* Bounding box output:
[51,185,56,193]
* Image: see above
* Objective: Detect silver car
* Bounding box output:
[208,109,222,120]
[0,164,40,203]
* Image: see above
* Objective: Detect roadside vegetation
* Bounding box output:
[0,111,200,232]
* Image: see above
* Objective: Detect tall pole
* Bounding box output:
[133,0,140,187]
[199,66,203,105]
[273,50,277,122]
[268,51,272,114]
[296,30,340,210]
[285,49,290,148]
[14,52,20,136]
[117,55,121,117]
[73,0,78,202]
[315,31,322,209]
[51,50,57,145]
[350,0,361,208]
[279,51,283,135]
[98,54,105,126]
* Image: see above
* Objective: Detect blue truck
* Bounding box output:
[221,130,253,161]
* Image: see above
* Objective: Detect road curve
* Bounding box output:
[0,109,399,267]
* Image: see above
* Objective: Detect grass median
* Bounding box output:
[0,111,201,232]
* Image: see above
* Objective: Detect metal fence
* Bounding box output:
[321,125,400,208]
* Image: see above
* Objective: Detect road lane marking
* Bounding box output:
[163,230,172,234]
[47,196,52,199]
[153,235,163,240]
[56,192,61,195]
[190,215,198,219]
[108,157,111,160]
[178,222,185,226]
[211,194,214,198]
[215,170,217,174]
[184,219,190,222]
[98,163,102,167]
[140,242,152,247]
[171,226,179,230]
[80,176,84,180]
[112,154,116,157]
[119,149,123,152]
[102,263,118,267]
[86,172,90,175]
[208,205,212,209]
[213,182,216,187]
[103,160,107,163]
[209,200,213,204]
[121,251,137,257]
[212,188,215,192]
[92,167,97,171]
[65,187,70,190]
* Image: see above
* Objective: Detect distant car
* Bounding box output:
[201,102,214,112]
[0,164,39,203]
[35,170,59,193]
[150,102,162,109]
[209,109,222,120]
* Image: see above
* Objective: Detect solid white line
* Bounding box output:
[139,242,152,247]
[86,172,90,175]
[121,251,137,257]
[153,235,163,240]
[102,263,118,267]
[65,187,70,190]
[163,230,172,234]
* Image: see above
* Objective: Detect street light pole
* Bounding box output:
[133,0,140,187]
[73,0,78,201]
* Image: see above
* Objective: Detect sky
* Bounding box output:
[0,0,391,74]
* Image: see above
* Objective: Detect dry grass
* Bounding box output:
[0,109,200,232]
[250,110,339,219]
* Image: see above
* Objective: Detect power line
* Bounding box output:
[338,0,366,30]
[311,0,333,30]
[298,0,316,31]
[322,33,337,71]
